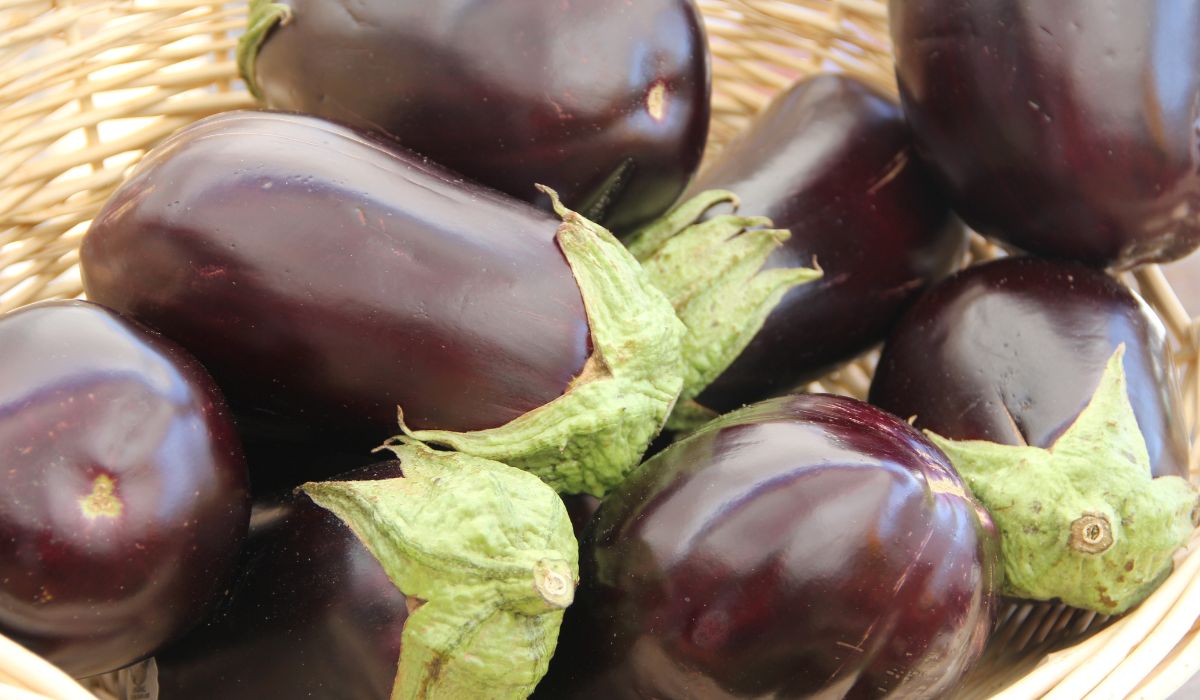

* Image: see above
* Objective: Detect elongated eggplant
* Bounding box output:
[632,75,963,416]
[870,257,1198,613]
[870,257,1189,481]
[0,301,249,678]
[891,0,1200,268]
[238,0,711,233]
[158,445,578,700]
[81,110,687,496]
[535,394,999,699]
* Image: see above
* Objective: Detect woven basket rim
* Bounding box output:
[1,1,1199,698]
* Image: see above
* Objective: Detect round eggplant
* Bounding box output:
[535,394,999,699]
[0,300,249,678]
[674,74,964,412]
[238,0,711,234]
[890,0,1200,268]
[81,110,687,496]
[870,257,1198,613]
[869,257,1189,481]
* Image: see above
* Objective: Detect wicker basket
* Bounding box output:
[1,1,1199,698]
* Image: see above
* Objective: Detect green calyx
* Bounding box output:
[301,443,579,700]
[386,186,685,497]
[927,345,1199,614]
[627,190,821,432]
[237,0,292,100]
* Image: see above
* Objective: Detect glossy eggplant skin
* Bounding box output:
[250,0,711,234]
[687,75,963,412]
[535,394,998,699]
[869,256,1189,480]
[0,301,249,679]
[81,111,590,448]
[891,0,1200,268]
[156,461,408,700]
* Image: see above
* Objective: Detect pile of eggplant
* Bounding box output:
[2,0,1199,698]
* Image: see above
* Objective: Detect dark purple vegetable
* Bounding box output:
[679,74,964,411]
[155,461,409,700]
[159,445,579,700]
[890,0,1200,268]
[535,394,999,699]
[81,110,693,497]
[240,436,381,494]
[238,0,711,233]
[869,257,1189,481]
[0,300,249,678]
[82,110,589,445]
[870,257,1199,614]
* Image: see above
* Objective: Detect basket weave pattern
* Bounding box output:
[1,1,1198,698]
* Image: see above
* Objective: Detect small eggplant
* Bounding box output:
[81,111,691,496]
[535,394,999,699]
[890,0,1200,268]
[0,301,249,678]
[629,75,963,418]
[870,257,1189,479]
[237,0,711,233]
[155,461,409,700]
[871,257,1199,613]
[158,444,578,700]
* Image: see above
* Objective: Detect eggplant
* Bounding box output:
[156,461,408,699]
[81,110,688,496]
[237,0,711,234]
[158,445,578,700]
[870,257,1198,613]
[630,74,964,416]
[0,300,249,678]
[535,394,999,699]
[890,0,1200,268]
[870,257,1189,480]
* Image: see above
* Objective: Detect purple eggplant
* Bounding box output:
[870,257,1189,481]
[535,394,999,699]
[158,444,579,700]
[237,0,711,233]
[81,110,688,496]
[870,257,1198,613]
[890,0,1200,268]
[640,74,963,415]
[0,300,249,678]
[155,461,409,699]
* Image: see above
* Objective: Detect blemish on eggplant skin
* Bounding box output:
[79,474,123,520]
[647,81,668,122]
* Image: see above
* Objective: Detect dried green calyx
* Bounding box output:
[302,443,579,700]
[927,345,1199,614]
[386,186,685,498]
[627,190,821,432]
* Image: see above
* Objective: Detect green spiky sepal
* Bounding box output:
[927,346,1199,614]
[237,0,292,99]
[302,443,578,700]
[385,186,685,497]
[627,190,822,433]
